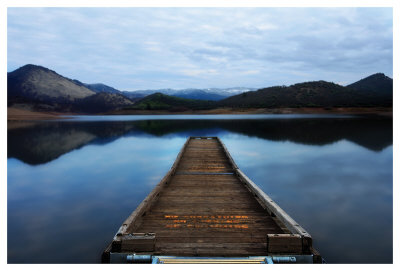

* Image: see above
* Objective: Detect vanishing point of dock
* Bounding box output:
[102,137,321,264]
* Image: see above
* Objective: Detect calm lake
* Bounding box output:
[7,114,393,263]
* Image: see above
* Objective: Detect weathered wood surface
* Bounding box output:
[104,136,320,261]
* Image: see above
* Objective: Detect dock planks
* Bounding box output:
[134,137,283,256]
[103,137,321,263]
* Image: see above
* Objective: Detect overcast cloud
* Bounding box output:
[7,8,393,90]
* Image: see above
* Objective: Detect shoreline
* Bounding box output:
[7,108,70,129]
[108,107,393,117]
[7,107,70,121]
[8,106,393,123]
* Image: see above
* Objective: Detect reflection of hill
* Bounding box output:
[134,118,392,151]
[8,122,140,165]
[8,117,392,165]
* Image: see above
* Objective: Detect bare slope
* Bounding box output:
[8,64,95,102]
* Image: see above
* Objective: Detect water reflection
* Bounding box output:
[7,115,392,263]
[8,116,392,165]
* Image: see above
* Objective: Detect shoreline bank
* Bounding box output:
[8,106,393,123]
[109,107,393,117]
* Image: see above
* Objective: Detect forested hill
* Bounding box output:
[346,73,392,96]
[218,77,392,108]
[129,92,215,111]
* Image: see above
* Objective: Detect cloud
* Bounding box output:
[243,70,260,75]
[7,7,392,90]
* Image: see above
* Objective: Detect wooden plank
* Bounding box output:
[120,233,156,252]
[147,210,271,216]
[267,234,303,254]
[154,236,267,243]
[140,220,281,229]
[156,196,258,204]
[161,188,247,195]
[156,242,267,251]
[153,248,267,257]
[142,213,272,220]
[150,202,265,210]
[147,231,273,238]
[168,181,243,187]
[137,228,282,234]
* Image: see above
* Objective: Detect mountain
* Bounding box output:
[7,64,392,113]
[85,83,121,94]
[124,87,255,101]
[121,91,147,101]
[8,64,95,103]
[204,87,257,97]
[128,88,176,97]
[73,79,145,102]
[172,89,225,101]
[347,73,393,96]
[218,79,392,108]
[7,64,135,113]
[130,92,215,111]
[74,92,134,113]
[171,87,254,100]
[73,80,122,94]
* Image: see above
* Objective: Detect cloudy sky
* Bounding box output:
[7,7,392,91]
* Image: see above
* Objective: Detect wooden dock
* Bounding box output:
[102,137,321,264]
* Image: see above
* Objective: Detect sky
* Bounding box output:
[7,7,393,91]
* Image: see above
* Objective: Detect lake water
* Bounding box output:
[7,114,393,263]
